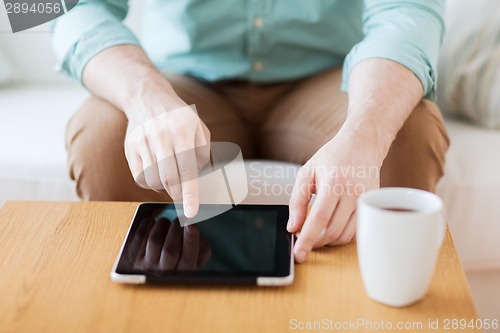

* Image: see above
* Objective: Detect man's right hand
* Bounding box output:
[82,45,210,218]
[125,98,211,218]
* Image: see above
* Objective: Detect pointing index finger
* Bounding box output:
[175,147,199,218]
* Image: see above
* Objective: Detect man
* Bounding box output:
[52,0,449,263]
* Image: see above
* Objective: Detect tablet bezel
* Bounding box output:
[111,203,294,286]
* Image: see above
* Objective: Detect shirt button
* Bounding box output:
[254,17,264,28]
[253,61,264,72]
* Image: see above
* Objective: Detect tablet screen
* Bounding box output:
[115,204,291,281]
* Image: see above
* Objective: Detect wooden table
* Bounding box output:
[0,201,479,333]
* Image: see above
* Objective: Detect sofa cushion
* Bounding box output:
[438,0,500,129]
[0,47,13,85]
[0,84,86,204]
[437,117,500,270]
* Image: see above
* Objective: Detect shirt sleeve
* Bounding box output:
[341,0,446,100]
[51,0,140,83]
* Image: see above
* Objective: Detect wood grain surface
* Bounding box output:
[0,201,478,333]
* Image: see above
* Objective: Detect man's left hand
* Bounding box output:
[287,134,382,263]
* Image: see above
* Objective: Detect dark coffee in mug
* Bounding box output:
[381,207,418,213]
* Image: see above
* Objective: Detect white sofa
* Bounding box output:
[1,1,499,324]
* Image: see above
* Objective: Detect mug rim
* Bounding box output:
[359,187,443,216]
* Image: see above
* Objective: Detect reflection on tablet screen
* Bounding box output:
[123,206,277,274]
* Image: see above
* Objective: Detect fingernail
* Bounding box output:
[185,205,196,218]
[287,217,294,231]
[295,250,307,263]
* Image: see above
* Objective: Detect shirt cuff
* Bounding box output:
[56,20,140,84]
[341,39,437,100]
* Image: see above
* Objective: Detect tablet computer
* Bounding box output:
[111,203,294,286]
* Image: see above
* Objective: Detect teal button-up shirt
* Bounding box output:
[52,0,445,99]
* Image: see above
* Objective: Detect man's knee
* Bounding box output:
[66,97,129,201]
[381,100,450,192]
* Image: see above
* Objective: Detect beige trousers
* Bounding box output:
[66,67,450,202]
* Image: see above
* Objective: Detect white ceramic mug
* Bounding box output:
[357,187,446,307]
